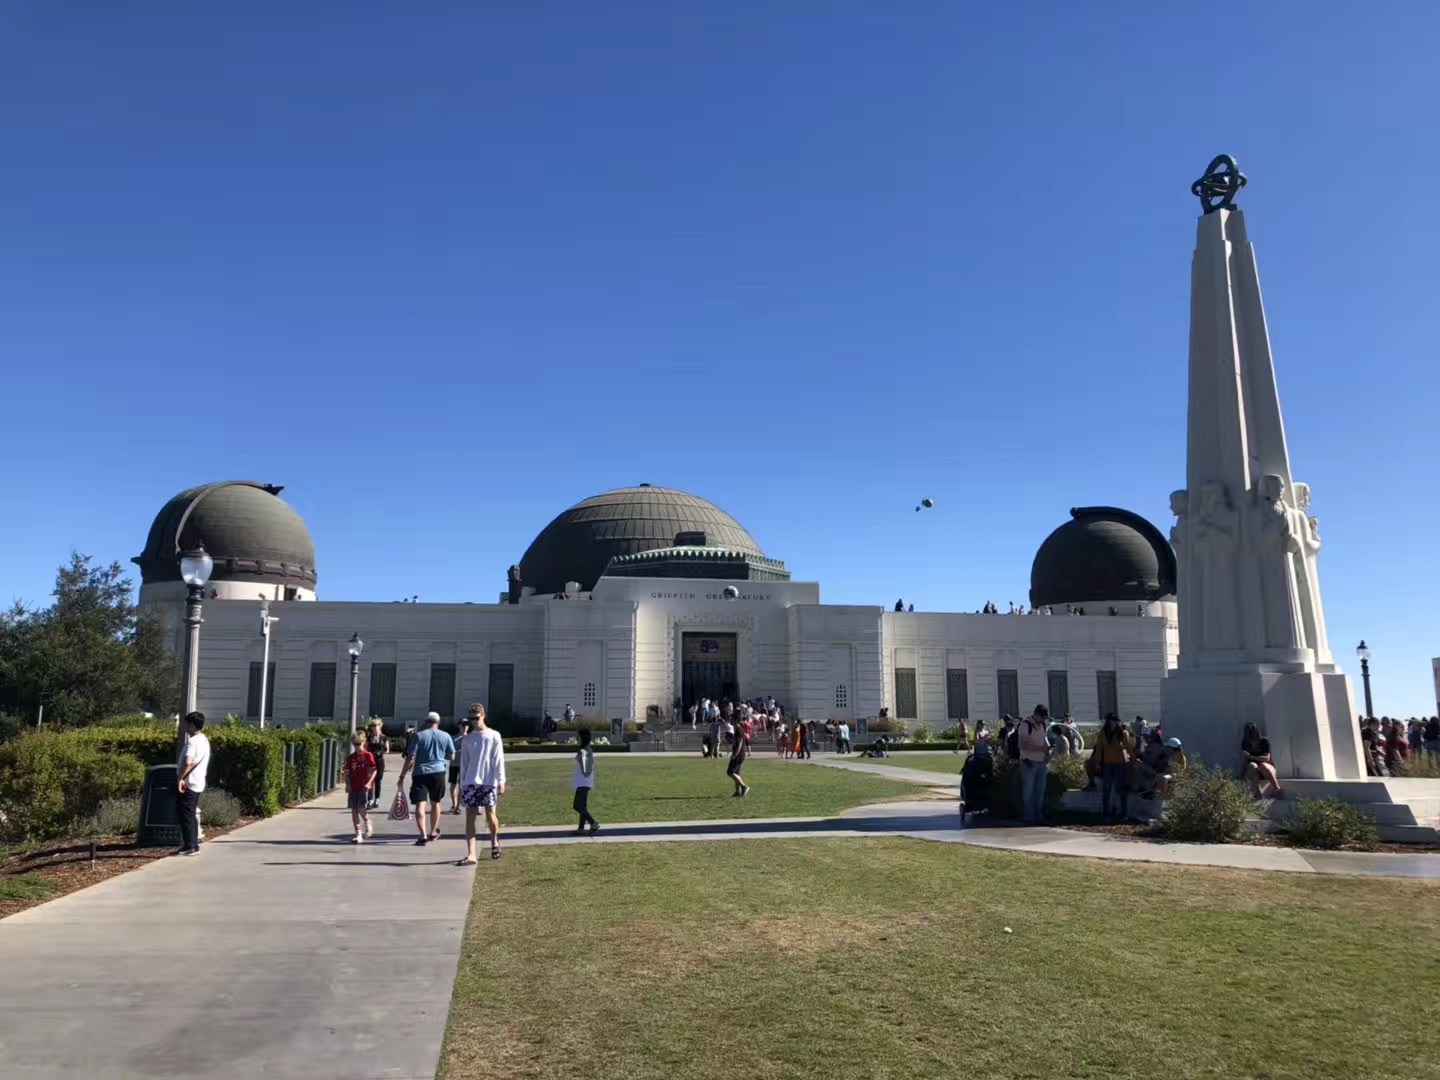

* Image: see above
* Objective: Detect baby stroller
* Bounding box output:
[958,750,995,826]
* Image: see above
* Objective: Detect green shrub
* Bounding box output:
[208,728,285,816]
[1048,753,1090,793]
[75,725,177,767]
[1159,761,1258,843]
[1283,797,1380,851]
[978,757,1075,820]
[0,731,147,842]
[82,795,142,837]
[275,728,325,803]
[198,788,244,828]
[910,724,935,744]
[95,713,161,729]
[306,721,349,740]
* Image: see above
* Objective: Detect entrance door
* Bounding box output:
[488,663,515,725]
[681,633,738,706]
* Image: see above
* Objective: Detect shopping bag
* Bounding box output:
[389,790,410,821]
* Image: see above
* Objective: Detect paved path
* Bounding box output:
[2,757,1436,1080]
[0,773,475,1080]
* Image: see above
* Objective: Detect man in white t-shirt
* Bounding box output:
[456,703,507,865]
[176,712,211,856]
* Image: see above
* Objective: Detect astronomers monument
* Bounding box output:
[1161,155,1365,779]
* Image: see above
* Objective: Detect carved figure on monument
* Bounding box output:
[1246,474,1306,652]
[1190,482,1242,651]
[1290,482,1331,663]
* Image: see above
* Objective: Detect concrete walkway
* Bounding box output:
[0,777,476,1080]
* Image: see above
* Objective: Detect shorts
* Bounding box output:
[449,764,460,785]
[410,772,447,806]
[461,784,497,810]
[347,790,370,812]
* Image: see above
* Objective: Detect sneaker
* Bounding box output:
[741,784,751,797]
[352,834,362,844]
[181,848,200,856]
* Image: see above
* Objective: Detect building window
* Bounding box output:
[996,669,1019,719]
[583,682,597,708]
[488,663,515,721]
[835,684,848,710]
[894,668,918,719]
[246,662,275,720]
[368,662,397,720]
[1096,670,1118,719]
[283,586,298,601]
[1047,670,1070,718]
[945,669,969,720]
[428,663,457,719]
[307,662,337,720]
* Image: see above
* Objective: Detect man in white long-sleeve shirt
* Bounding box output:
[456,703,507,864]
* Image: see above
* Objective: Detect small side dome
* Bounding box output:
[1029,507,1175,609]
[133,481,317,588]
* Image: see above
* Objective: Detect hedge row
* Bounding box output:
[0,732,147,842]
[0,723,348,841]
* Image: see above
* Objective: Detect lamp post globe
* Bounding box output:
[347,633,364,735]
[1356,640,1374,720]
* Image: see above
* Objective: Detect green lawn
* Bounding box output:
[498,757,927,825]
[441,839,1440,1080]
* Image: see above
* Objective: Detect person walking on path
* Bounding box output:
[344,732,377,843]
[838,720,852,755]
[364,720,388,810]
[457,703,507,863]
[175,712,210,856]
[398,712,455,846]
[1017,705,1052,824]
[572,727,599,835]
[728,727,751,797]
[448,719,473,814]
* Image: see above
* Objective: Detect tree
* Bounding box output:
[0,553,178,729]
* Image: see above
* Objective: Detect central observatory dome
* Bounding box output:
[517,485,765,596]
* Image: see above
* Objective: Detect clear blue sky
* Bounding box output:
[1,3,1436,714]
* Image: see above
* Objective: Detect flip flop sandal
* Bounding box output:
[490,846,503,860]
[455,857,477,866]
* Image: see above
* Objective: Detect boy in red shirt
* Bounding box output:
[345,732,377,843]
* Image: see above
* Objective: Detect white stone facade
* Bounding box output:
[163,574,1177,731]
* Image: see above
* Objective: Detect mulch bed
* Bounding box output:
[0,819,255,921]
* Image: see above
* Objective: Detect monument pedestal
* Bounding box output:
[1162,669,1363,780]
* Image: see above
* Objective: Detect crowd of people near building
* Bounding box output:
[974,601,1148,616]
[1360,714,1440,777]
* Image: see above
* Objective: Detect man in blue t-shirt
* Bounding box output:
[398,712,455,845]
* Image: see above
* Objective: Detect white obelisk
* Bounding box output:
[1161,157,1364,780]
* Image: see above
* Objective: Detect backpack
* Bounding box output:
[1004,726,1021,761]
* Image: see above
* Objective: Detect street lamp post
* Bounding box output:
[1356,641,1374,720]
[178,544,214,753]
[258,602,279,730]
[347,632,364,736]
